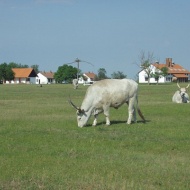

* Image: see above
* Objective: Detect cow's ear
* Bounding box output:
[78,109,85,114]
[81,109,85,113]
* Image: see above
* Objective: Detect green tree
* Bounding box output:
[160,67,168,78]
[8,62,29,68]
[111,71,127,79]
[151,71,160,84]
[97,68,107,80]
[151,66,168,84]
[0,63,14,82]
[54,64,78,83]
[31,65,39,73]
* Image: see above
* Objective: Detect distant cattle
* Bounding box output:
[72,79,78,89]
[69,79,145,127]
[172,77,178,82]
[172,83,190,103]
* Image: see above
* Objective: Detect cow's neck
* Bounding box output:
[81,99,93,113]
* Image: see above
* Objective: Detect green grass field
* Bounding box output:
[0,83,190,190]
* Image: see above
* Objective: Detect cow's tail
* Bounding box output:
[136,95,146,123]
[137,107,146,123]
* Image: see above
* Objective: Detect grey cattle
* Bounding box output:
[69,79,145,127]
[72,79,78,89]
[172,83,190,103]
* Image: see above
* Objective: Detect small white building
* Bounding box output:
[78,72,96,85]
[37,71,55,84]
[138,64,166,84]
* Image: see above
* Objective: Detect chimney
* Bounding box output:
[166,58,172,67]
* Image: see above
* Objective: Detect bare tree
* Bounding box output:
[138,51,154,85]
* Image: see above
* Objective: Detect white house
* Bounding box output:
[78,72,96,85]
[36,71,55,84]
[7,68,37,84]
[139,64,166,84]
[139,58,190,84]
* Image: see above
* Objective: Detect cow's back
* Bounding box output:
[87,79,137,93]
[82,79,138,109]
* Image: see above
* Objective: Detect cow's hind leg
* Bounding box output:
[133,107,137,123]
[127,97,135,124]
[105,115,110,125]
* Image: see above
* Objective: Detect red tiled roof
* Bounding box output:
[84,72,96,79]
[40,72,54,79]
[153,63,190,74]
[173,73,188,78]
[12,68,37,78]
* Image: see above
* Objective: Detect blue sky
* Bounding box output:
[1,0,190,79]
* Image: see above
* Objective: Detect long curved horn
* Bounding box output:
[177,83,181,89]
[186,84,190,89]
[68,97,79,110]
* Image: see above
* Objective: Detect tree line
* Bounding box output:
[54,65,127,83]
[1,51,167,84]
[0,62,127,83]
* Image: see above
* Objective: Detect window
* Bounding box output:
[166,77,171,82]
[48,79,52,83]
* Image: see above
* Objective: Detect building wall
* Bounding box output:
[78,77,84,84]
[139,65,166,83]
[7,77,36,84]
[30,77,36,84]
[36,73,48,84]
[78,75,94,84]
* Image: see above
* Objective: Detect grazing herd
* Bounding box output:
[69,79,189,127]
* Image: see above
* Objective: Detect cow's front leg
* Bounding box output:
[92,109,100,126]
[92,114,98,126]
[103,106,110,125]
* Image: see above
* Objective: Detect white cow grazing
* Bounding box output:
[172,83,190,103]
[69,79,145,127]
[72,79,78,89]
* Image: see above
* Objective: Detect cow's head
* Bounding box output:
[177,83,190,102]
[68,98,89,127]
